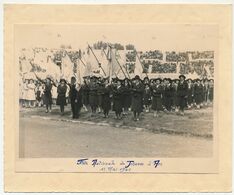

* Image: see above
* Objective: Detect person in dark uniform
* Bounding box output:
[186,78,194,109]
[143,83,151,113]
[34,73,53,113]
[203,78,209,106]
[151,78,163,117]
[69,76,78,119]
[89,76,98,116]
[208,79,214,104]
[122,78,132,115]
[112,78,124,119]
[194,79,204,109]
[177,75,188,115]
[163,78,173,112]
[97,77,104,113]
[81,76,90,111]
[56,79,68,115]
[74,82,83,119]
[131,75,144,121]
[161,78,167,110]
[101,78,112,118]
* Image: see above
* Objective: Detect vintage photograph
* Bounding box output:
[17,24,216,159]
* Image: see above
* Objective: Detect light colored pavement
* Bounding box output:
[19,117,213,158]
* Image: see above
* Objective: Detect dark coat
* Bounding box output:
[187,84,194,105]
[56,84,67,106]
[131,83,144,112]
[101,85,112,111]
[43,82,53,105]
[112,85,123,113]
[122,85,132,109]
[194,84,203,104]
[143,88,151,106]
[81,83,89,106]
[151,84,163,111]
[177,81,188,110]
[89,83,98,108]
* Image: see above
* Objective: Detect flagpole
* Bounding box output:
[135,49,148,77]
[87,43,106,76]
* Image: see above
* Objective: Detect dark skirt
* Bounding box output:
[89,95,98,108]
[102,95,111,111]
[113,99,122,113]
[178,96,187,111]
[43,92,52,105]
[82,92,89,106]
[152,96,162,111]
[122,93,132,109]
[56,94,67,106]
[195,94,203,104]
[131,96,143,113]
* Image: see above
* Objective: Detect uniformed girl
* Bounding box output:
[88,76,98,116]
[112,78,124,120]
[177,75,188,115]
[101,78,112,118]
[131,75,144,121]
[56,79,68,115]
[151,78,163,117]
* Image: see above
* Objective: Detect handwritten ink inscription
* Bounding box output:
[76,159,162,173]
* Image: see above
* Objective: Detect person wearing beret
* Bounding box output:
[143,83,151,113]
[208,79,214,104]
[163,78,173,112]
[69,76,78,119]
[194,79,203,109]
[34,73,54,113]
[186,78,194,109]
[56,79,68,115]
[88,76,98,116]
[203,78,209,106]
[112,79,124,120]
[177,75,188,115]
[131,75,144,121]
[101,78,112,118]
[151,78,163,117]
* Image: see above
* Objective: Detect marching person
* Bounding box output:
[143,83,151,113]
[187,78,194,108]
[89,76,98,116]
[34,73,53,113]
[56,79,68,115]
[203,78,209,106]
[131,75,144,121]
[112,78,124,120]
[177,75,188,115]
[81,76,90,111]
[208,79,214,104]
[122,78,132,115]
[101,78,112,118]
[151,78,163,117]
[194,79,204,109]
[163,78,173,112]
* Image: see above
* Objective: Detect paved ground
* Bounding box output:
[20,104,213,138]
[19,114,213,158]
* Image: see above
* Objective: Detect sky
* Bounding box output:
[15,24,218,52]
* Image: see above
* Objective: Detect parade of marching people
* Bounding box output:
[19,42,214,122]
[20,74,214,121]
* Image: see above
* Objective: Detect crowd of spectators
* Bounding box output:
[191,51,214,60]
[139,50,163,60]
